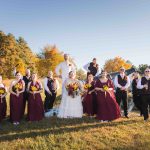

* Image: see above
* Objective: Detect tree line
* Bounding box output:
[0,31,149,79]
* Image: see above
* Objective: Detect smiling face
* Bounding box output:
[48,71,53,78]
[101,71,107,78]
[133,72,139,78]
[26,69,31,76]
[69,71,75,79]
[87,74,93,81]
[31,73,37,81]
[64,54,69,61]
[120,68,125,74]
[144,68,150,77]
[92,58,96,64]
[15,72,21,80]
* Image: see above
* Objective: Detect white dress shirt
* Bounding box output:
[114,74,130,89]
[137,76,150,89]
[55,61,76,84]
[43,77,60,93]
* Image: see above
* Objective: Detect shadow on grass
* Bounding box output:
[0,117,142,142]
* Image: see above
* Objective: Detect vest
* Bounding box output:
[141,77,150,94]
[88,62,98,76]
[118,75,127,87]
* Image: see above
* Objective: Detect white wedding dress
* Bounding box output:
[57,78,83,118]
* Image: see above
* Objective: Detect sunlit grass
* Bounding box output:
[0,79,150,150]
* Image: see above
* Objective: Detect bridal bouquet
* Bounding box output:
[66,82,80,98]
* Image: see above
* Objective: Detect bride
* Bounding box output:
[57,71,83,118]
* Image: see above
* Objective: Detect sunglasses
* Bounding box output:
[145,71,150,73]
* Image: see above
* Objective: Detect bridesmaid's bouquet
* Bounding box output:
[84,83,92,90]
[103,85,109,91]
[0,87,6,95]
[13,80,23,93]
[31,86,38,92]
[103,85,109,98]
[66,82,80,98]
[30,84,40,99]
[0,87,6,103]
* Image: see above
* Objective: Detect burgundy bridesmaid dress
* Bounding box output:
[95,79,121,121]
[83,81,96,116]
[27,81,44,121]
[10,80,24,123]
[0,85,7,122]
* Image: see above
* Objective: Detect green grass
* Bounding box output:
[1,80,150,150]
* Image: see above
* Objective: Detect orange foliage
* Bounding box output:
[103,56,132,73]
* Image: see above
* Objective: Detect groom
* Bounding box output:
[55,54,76,92]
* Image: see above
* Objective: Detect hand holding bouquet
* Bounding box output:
[66,82,80,98]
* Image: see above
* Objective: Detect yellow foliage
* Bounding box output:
[104,56,132,73]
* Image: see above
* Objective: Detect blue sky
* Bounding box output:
[0,0,150,69]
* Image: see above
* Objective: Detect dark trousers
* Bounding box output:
[141,95,150,120]
[22,91,29,115]
[116,90,128,116]
[44,92,56,112]
[133,94,143,115]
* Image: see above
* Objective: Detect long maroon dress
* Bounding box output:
[27,81,44,121]
[10,80,24,122]
[0,84,7,122]
[95,79,121,121]
[82,81,96,116]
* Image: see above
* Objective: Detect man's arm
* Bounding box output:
[137,78,144,89]
[124,76,131,89]
[114,76,122,88]
[43,78,51,93]
[83,63,90,72]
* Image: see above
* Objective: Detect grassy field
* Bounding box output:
[0,80,150,150]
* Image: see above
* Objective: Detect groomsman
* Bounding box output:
[114,67,130,118]
[131,71,142,116]
[55,54,76,91]
[43,71,59,112]
[22,69,31,115]
[83,58,100,77]
[137,68,150,121]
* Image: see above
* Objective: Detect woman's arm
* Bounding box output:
[9,81,17,96]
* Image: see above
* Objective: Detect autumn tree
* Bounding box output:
[76,69,86,80]
[0,31,38,78]
[103,56,132,73]
[36,45,64,77]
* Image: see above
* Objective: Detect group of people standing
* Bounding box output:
[0,54,150,128]
[0,69,59,126]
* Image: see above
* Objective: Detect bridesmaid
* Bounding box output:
[0,75,7,127]
[9,72,25,125]
[82,73,96,116]
[95,71,121,122]
[27,73,44,121]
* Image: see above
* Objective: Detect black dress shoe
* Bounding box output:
[125,115,129,118]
